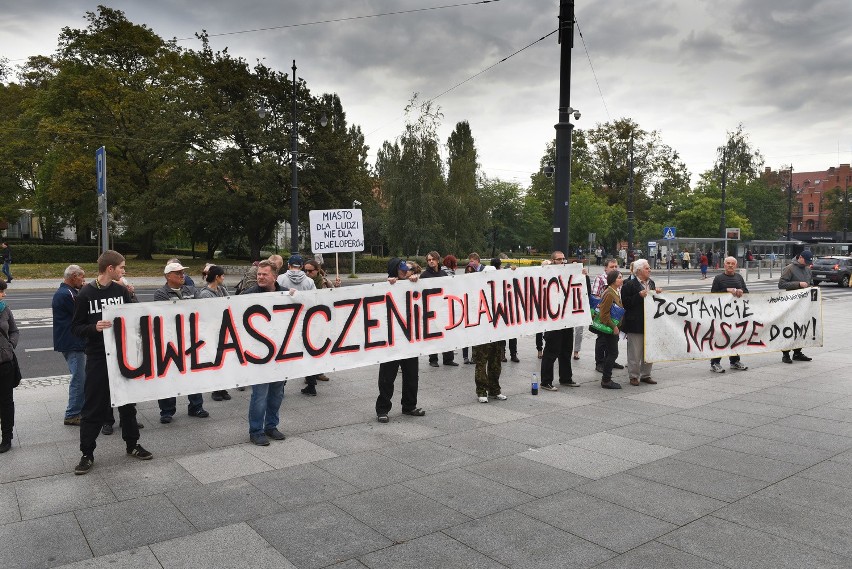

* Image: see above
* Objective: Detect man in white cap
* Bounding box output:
[153,261,209,422]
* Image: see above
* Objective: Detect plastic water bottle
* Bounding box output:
[531,372,539,395]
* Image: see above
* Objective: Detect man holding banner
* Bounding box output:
[709,257,749,373]
[622,259,662,385]
[778,251,815,364]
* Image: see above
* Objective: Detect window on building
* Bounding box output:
[808,203,814,212]
[807,220,815,230]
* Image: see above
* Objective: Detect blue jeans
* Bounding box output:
[1,261,10,281]
[158,393,204,417]
[249,381,285,436]
[63,351,86,418]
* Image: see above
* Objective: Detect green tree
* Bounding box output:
[445,120,482,255]
[479,177,523,256]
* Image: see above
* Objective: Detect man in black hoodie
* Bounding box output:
[376,258,426,423]
[72,250,151,475]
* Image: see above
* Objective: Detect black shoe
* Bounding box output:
[782,354,793,364]
[792,353,812,362]
[402,408,426,416]
[444,361,460,367]
[101,424,113,435]
[220,390,232,400]
[188,409,210,418]
[429,361,439,367]
[595,365,604,373]
[612,362,625,369]
[601,380,622,389]
[0,440,10,453]
[301,385,317,396]
[377,415,390,424]
[211,392,224,401]
[127,444,153,460]
[265,428,286,440]
[250,433,270,446]
[560,380,579,387]
[74,455,94,475]
[510,355,520,363]
[160,415,173,424]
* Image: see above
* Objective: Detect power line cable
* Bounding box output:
[575,19,610,121]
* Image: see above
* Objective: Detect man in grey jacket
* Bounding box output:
[778,250,814,364]
[276,255,323,395]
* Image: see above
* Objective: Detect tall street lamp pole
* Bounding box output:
[719,147,727,253]
[844,176,849,243]
[289,60,300,254]
[552,0,575,254]
[786,165,793,241]
[627,134,635,258]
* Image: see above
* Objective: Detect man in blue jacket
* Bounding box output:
[53,265,88,425]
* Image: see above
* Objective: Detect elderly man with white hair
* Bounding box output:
[620,258,663,386]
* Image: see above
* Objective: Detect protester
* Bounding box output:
[621,259,663,386]
[304,259,341,289]
[591,258,625,372]
[376,258,425,423]
[709,257,749,373]
[778,250,814,364]
[473,338,506,403]
[461,253,485,364]
[1,243,11,283]
[198,265,232,401]
[52,265,88,426]
[597,270,624,389]
[421,251,458,368]
[700,252,709,279]
[154,261,209,423]
[241,260,293,445]
[0,279,19,453]
[72,251,150,474]
[539,251,576,390]
[167,257,194,287]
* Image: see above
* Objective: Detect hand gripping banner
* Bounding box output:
[643,288,823,363]
[103,264,590,405]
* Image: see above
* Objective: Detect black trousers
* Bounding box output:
[80,355,139,458]
[376,357,418,415]
[594,332,610,366]
[541,328,573,385]
[600,333,619,380]
[0,361,14,443]
[428,351,456,365]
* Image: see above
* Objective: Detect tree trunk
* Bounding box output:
[136,230,155,259]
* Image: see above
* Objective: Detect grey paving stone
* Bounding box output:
[464,454,591,498]
[561,403,651,426]
[404,408,491,433]
[165,477,282,531]
[647,413,746,438]
[432,430,531,459]
[592,397,682,417]
[99,458,202,501]
[445,509,615,569]
[517,489,677,553]
[520,443,638,480]
[745,423,852,452]
[175,445,274,484]
[14,472,116,520]
[627,457,769,502]
[591,540,727,569]
[249,502,392,569]
[492,394,578,416]
[357,420,446,447]
[566,432,680,464]
[659,515,852,569]
[447,403,531,424]
[300,424,395,455]
[150,522,295,569]
[677,404,779,428]
[577,473,727,525]
[523,412,618,438]
[607,422,715,450]
[798,459,852,489]
[0,482,21,524]
[774,413,852,438]
[674,444,805,483]
[626,390,710,409]
[401,468,533,518]
[0,512,91,569]
[802,405,852,424]
[737,387,840,410]
[708,398,798,418]
[242,436,338,469]
[709,433,834,466]
[755,476,852,518]
[51,547,161,569]
[246,462,359,511]
[375,439,481,473]
[480,419,575,447]
[714,495,852,557]
[313,450,424,490]
[333,483,471,541]
[357,531,506,569]
[75,493,195,556]
[0,443,69,483]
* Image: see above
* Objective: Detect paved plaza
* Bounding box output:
[1,276,851,569]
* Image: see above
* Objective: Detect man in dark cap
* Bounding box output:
[778,250,814,364]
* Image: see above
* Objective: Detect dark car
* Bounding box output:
[812,256,852,287]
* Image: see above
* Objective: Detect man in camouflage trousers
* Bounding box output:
[472,342,507,403]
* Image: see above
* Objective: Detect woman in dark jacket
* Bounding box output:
[0,279,20,453]
[199,266,231,401]
[597,271,623,389]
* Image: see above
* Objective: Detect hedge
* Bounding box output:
[8,244,100,264]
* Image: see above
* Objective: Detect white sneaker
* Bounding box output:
[730,361,749,371]
[478,396,488,403]
[494,394,507,401]
[710,363,726,374]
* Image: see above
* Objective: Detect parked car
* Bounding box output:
[812,256,852,287]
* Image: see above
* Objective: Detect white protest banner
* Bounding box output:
[643,288,823,362]
[309,209,364,253]
[103,264,589,405]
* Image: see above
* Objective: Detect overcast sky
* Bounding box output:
[2,0,851,186]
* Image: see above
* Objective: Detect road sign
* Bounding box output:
[588,232,596,243]
[663,227,676,240]
[96,146,106,196]
[725,227,740,240]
